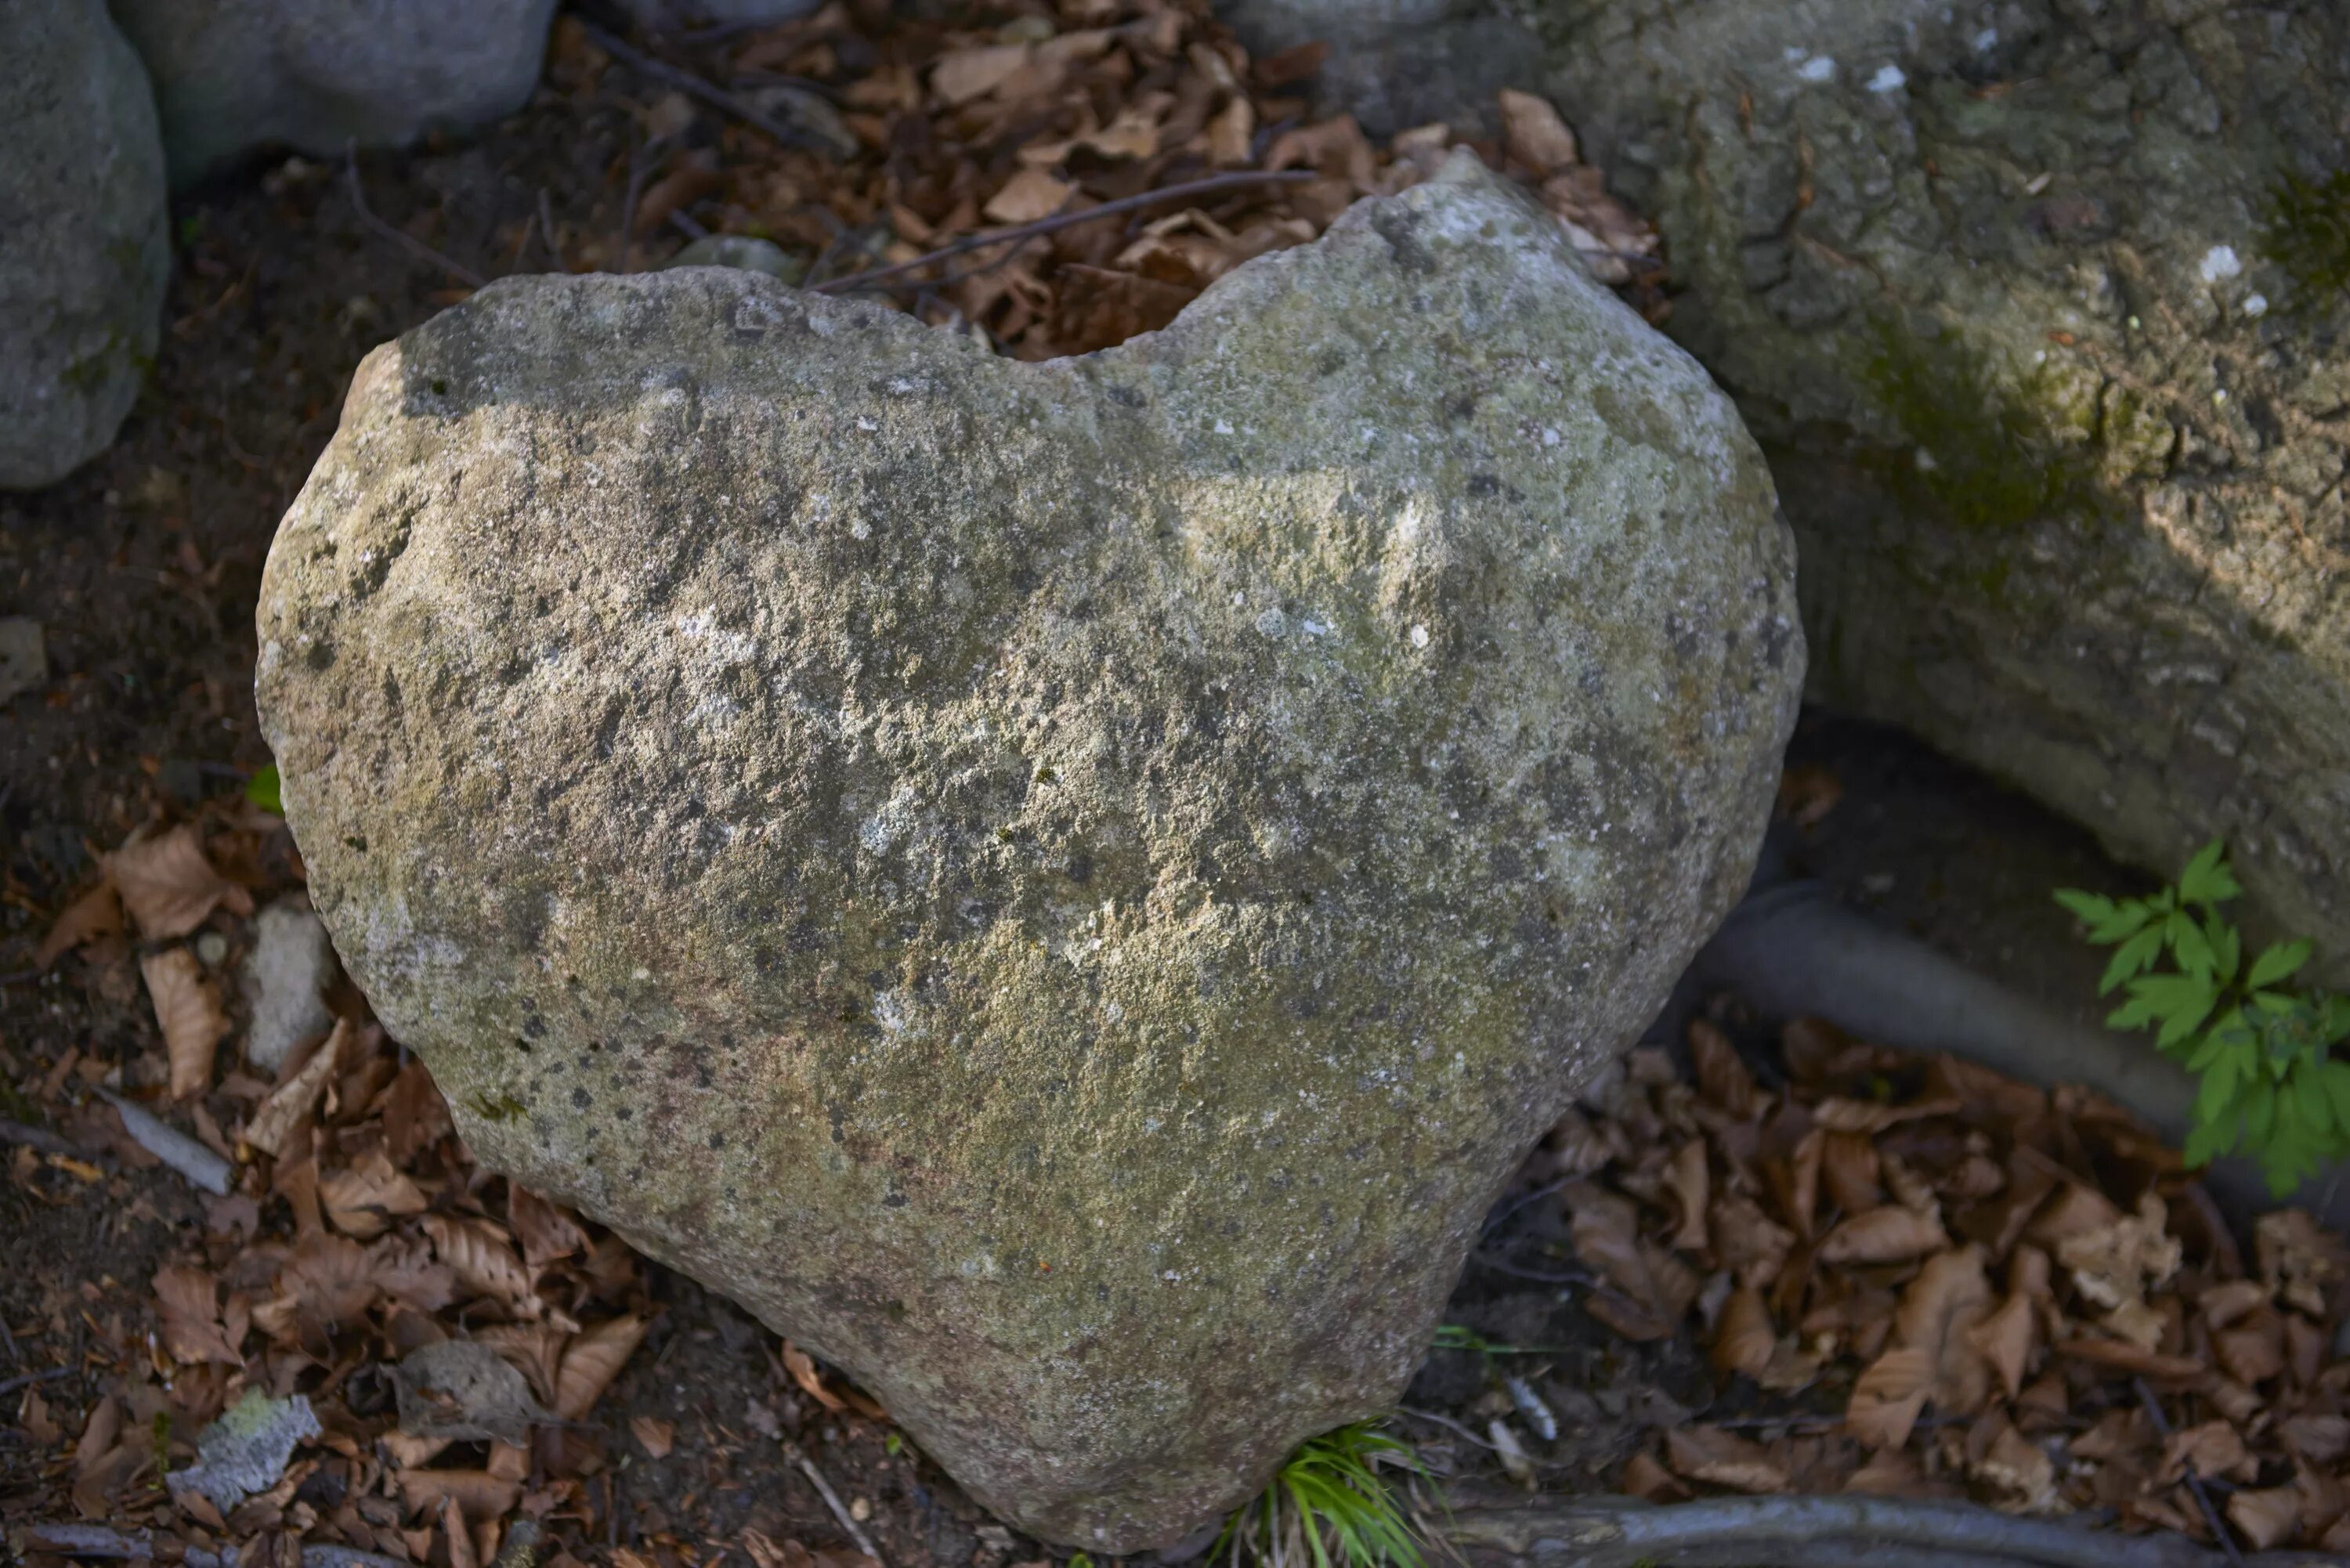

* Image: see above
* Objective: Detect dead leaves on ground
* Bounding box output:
[1543,1014,2350,1548]
[540,0,1662,361]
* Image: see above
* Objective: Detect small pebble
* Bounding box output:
[195,932,229,966]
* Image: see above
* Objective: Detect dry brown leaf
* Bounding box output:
[375,1234,460,1313]
[931,42,1030,104]
[1818,1129,1882,1216]
[1620,1451,1690,1502]
[1817,1202,1947,1265]
[154,1264,243,1366]
[1710,1191,1795,1289]
[2281,1412,2350,1465]
[1847,1346,1932,1450]
[474,1322,568,1406]
[745,1531,812,1568]
[110,824,250,938]
[783,1340,848,1413]
[1497,88,1578,174]
[1206,96,1253,166]
[396,1469,522,1522]
[251,1230,378,1345]
[631,1413,677,1458]
[141,947,227,1099]
[1973,1422,2059,1513]
[555,1313,648,1420]
[1810,1095,1962,1135]
[508,1183,589,1267]
[2160,1419,2256,1484]
[1965,1292,2037,1400]
[2258,1208,2347,1317]
[443,1497,479,1568]
[2056,1191,2181,1349]
[2052,1335,2205,1381]
[1665,1425,1788,1493]
[1564,1181,1698,1337]
[984,168,1072,225]
[37,881,121,967]
[1896,1245,1994,1415]
[1712,1284,1777,1379]
[247,1018,350,1157]
[422,1214,537,1312]
[2229,1485,2304,1550]
[1664,1139,1709,1252]
[1687,1020,1762,1120]
[320,1147,428,1239]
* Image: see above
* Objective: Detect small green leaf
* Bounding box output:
[246,763,283,814]
[2054,889,2119,927]
[2297,1057,2334,1136]
[2169,912,2215,979]
[885,1431,903,1457]
[2178,840,2241,907]
[2245,1078,2279,1146]
[2197,1049,2242,1125]
[2324,997,2350,1046]
[2248,941,2314,991]
[2099,926,2166,995]
[2182,1114,2234,1169]
[2323,1060,2350,1133]
[2207,912,2240,984]
[2253,990,2300,1017]
[2108,992,2165,1031]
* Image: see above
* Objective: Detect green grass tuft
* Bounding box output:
[1216,1422,1430,1568]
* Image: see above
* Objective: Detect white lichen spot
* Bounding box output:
[1799,55,1837,82]
[873,989,914,1035]
[1973,27,1999,50]
[856,415,879,432]
[631,967,652,981]
[2198,245,2242,283]
[1213,417,1234,435]
[1541,427,1561,447]
[1300,618,1329,637]
[851,518,872,540]
[1408,623,1430,649]
[1867,63,1906,92]
[1254,608,1287,638]
[2243,293,2269,317]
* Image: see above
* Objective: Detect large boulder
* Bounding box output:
[1516,0,2350,971]
[1241,0,2350,966]
[1,0,169,492]
[256,157,1799,1546]
[108,0,558,186]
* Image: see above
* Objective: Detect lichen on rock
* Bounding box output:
[257,155,1799,1547]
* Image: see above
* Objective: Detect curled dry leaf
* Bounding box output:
[110,824,251,938]
[783,1341,848,1414]
[2161,1419,2257,1484]
[1665,1425,1789,1493]
[1664,1139,1709,1252]
[555,1313,649,1420]
[1973,1422,2059,1514]
[2260,1209,2347,1318]
[982,168,1071,224]
[1817,1201,1947,1265]
[38,880,121,967]
[1687,1020,1762,1121]
[1497,88,1578,174]
[1848,1346,1933,1450]
[631,1414,676,1459]
[508,1183,589,1267]
[2056,1192,2181,1350]
[318,1146,427,1239]
[396,1469,522,1523]
[246,1019,351,1157]
[142,947,229,1099]
[1712,1284,1777,1379]
[2229,1484,2304,1550]
[422,1214,538,1313]
[154,1264,243,1367]
[1963,1292,2037,1400]
[1896,1245,1994,1415]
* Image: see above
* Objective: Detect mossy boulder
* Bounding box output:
[0,0,168,490]
[255,157,1799,1547]
[1220,0,2350,970]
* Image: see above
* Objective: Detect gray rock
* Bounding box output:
[243,897,342,1074]
[1234,0,2350,970]
[108,0,559,186]
[663,234,808,284]
[0,619,48,706]
[0,0,168,492]
[393,1339,556,1446]
[167,1391,321,1513]
[616,0,823,30]
[256,156,1799,1548]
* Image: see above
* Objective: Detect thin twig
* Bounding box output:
[0,1118,81,1159]
[2136,1377,2248,1568]
[812,170,1316,294]
[344,144,486,289]
[539,187,565,272]
[1467,1251,1597,1287]
[1,1306,20,1364]
[577,18,828,154]
[783,1440,885,1566]
[618,129,656,275]
[1482,1177,1569,1237]
[0,1364,73,1396]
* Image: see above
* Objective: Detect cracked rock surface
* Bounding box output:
[257,157,1799,1547]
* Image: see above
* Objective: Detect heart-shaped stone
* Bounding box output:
[258,155,1799,1547]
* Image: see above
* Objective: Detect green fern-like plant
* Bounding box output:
[1216,1422,1430,1568]
[2059,841,2350,1195]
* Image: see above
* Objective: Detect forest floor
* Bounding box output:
[6,3,2345,1566]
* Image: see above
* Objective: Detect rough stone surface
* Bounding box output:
[243,898,342,1074]
[256,157,1799,1547]
[1229,0,2350,968]
[0,0,168,492]
[108,0,559,186]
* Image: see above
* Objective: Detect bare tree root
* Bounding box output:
[1443,1493,2350,1568]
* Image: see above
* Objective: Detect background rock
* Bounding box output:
[242,898,341,1074]
[1227,0,2350,968]
[257,159,1799,1547]
[0,0,169,492]
[110,0,559,186]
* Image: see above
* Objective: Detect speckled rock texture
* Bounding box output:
[1516,0,2350,973]
[255,155,1800,1548]
[108,0,557,186]
[1,0,168,492]
[1223,0,2350,969]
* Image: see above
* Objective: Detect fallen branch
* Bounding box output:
[1441,1494,2343,1568]
[811,171,1315,294]
[2136,1378,2249,1568]
[577,19,831,155]
[343,143,486,290]
[0,1118,81,1159]
[14,1524,405,1568]
[0,1366,73,1396]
